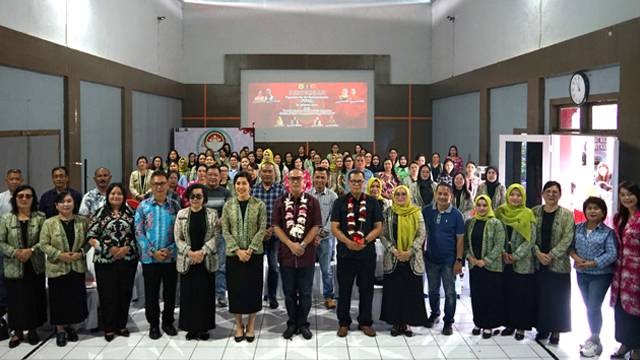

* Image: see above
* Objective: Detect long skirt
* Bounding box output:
[380,262,428,326]
[179,263,216,332]
[535,268,571,333]
[49,271,88,325]
[227,254,263,314]
[469,267,504,329]
[5,261,47,331]
[614,296,640,349]
[503,265,535,330]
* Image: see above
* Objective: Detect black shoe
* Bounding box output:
[535,332,549,341]
[234,326,245,342]
[501,328,515,336]
[245,334,255,343]
[390,325,402,337]
[0,319,9,341]
[104,333,115,342]
[282,325,296,339]
[424,314,440,329]
[115,328,130,337]
[549,333,560,345]
[472,327,481,336]
[186,332,198,341]
[269,298,279,309]
[482,329,492,339]
[611,345,631,359]
[27,330,40,345]
[65,327,78,342]
[198,332,210,341]
[162,324,178,336]
[149,327,162,340]
[515,330,525,341]
[299,326,312,340]
[442,322,453,336]
[403,326,413,338]
[217,297,228,308]
[9,333,23,349]
[56,332,67,347]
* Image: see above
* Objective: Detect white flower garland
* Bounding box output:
[284,193,308,240]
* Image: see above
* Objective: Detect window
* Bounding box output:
[591,104,617,130]
[552,94,618,134]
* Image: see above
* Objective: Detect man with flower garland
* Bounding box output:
[331,169,383,337]
[273,168,322,340]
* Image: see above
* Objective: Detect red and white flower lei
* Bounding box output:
[347,194,367,245]
[284,193,308,240]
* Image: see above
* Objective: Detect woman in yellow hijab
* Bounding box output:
[379,185,428,336]
[366,177,390,212]
[495,183,537,341]
[465,195,506,338]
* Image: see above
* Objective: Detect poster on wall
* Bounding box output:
[173,128,254,156]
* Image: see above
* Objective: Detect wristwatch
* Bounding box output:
[456,257,464,263]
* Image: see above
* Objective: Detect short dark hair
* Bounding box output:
[186,183,208,204]
[543,180,562,194]
[150,170,167,181]
[314,167,328,175]
[10,185,38,214]
[166,169,179,179]
[206,165,220,173]
[234,171,251,186]
[51,166,68,177]
[136,156,148,164]
[348,169,364,180]
[583,196,607,219]
[54,191,72,205]
[6,169,22,177]
[436,182,452,193]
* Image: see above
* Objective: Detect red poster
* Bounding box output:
[248,82,368,129]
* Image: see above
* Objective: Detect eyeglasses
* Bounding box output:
[189,194,203,200]
[349,179,364,184]
[152,182,167,187]
[16,193,33,200]
[394,192,407,197]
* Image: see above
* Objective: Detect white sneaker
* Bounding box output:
[580,340,602,358]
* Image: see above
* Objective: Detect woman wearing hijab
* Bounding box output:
[329,154,345,196]
[394,155,410,184]
[495,184,537,341]
[380,185,428,336]
[477,167,506,210]
[368,155,384,175]
[465,195,505,339]
[532,181,574,345]
[367,177,391,284]
[452,173,474,220]
[410,165,436,207]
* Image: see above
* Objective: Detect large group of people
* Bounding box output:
[0,142,637,360]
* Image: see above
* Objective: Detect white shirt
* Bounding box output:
[0,190,12,216]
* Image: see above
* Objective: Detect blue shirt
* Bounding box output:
[573,222,618,275]
[422,203,464,265]
[251,182,285,226]
[134,196,180,264]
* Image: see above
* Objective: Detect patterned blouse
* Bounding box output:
[87,205,139,264]
[611,210,640,316]
[378,172,398,199]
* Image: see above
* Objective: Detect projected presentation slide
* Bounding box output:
[248,82,367,129]
[241,70,374,142]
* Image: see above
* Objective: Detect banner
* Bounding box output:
[173,128,254,155]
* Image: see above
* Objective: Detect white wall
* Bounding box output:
[182,2,431,84]
[0,0,183,81]
[431,0,640,83]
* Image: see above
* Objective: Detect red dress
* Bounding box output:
[611,210,640,316]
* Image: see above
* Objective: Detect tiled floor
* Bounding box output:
[0,273,620,359]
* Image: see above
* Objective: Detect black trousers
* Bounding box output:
[337,253,376,327]
[142,263,177,328]
[95,260,137,332]
[280,266,314,328]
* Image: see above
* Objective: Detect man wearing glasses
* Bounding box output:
[134,171,182,340]
[273,169,321,340]
[331,170,383,337]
